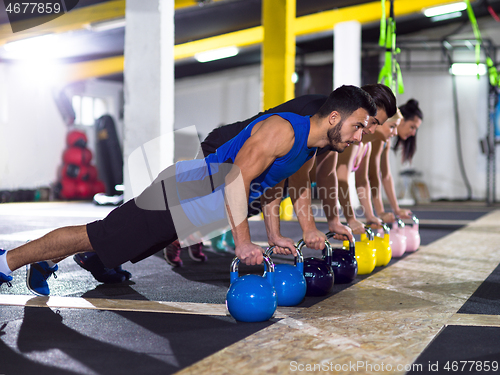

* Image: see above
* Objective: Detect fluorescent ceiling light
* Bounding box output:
[450,63,487,76]
[87,18,126,32]
[423,2,467,17]
[194,46,239,63]
[430,11,463,22]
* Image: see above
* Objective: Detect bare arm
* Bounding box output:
[365,139,393,223]
[225,115,295,265]
[260,180,296,254]
[336,145,365,234]
[288,156,327,250]
[316,151,353,241]
[355,142,382,227]
[379,139,412,219]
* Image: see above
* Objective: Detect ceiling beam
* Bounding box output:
[0,0,126,46]
[175,0,229,11]
[0,0,232,46]
[60,55,124,83]
[175,0,468,60]
[0,0,469,81]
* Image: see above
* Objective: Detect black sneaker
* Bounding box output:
[73,252,126,284]
[114,265,132,280]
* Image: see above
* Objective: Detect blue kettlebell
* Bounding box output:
[226,254,277,322]
[325,232,358,284]
[264,246,307,306]
[296,239,334,296]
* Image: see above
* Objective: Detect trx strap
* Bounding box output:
[464,0,499,87]
[378,0,404,94]
[464,0,483,79]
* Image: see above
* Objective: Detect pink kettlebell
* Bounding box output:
[390,218,407,257]
[404,215,420,252]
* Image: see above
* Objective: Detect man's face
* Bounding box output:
[364,108,388,135]
[327,108,370,152]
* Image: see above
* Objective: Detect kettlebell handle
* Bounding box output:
[381,222,390,234]
[411,214,419,225]
[395,217,405,228]
[266,245,304,273]
[265,246,304,264]
[325,231,355,245]
[325,231,355,254]
[296,239,333,258]
[230,254,275,285]
[363,226,375,240]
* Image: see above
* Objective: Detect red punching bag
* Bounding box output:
[75,180,93,199]
[87,165,98,181]
[66,130,88,148]
[59,178,78,199]
[63,164,98,181]
[63,147,92,166]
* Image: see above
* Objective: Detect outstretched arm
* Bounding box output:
[316,151,353,241]
[337,145,365,234]
[379,139,412,219]
[225,115,296,265]
[288,156,327,250]
[355,142,382,228]
[369,139,394,223]
[260,180,297,254]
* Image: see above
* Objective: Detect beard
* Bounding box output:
[326,119,346,152]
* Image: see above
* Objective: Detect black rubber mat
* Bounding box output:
[409,256,500,374]
[408,326,500,375]
[457,262,500,316]
[0,305,277,375]
[1,217,464,307]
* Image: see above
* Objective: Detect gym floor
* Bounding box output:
[0,200,499,375]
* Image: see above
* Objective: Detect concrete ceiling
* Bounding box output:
[0,0,499,81]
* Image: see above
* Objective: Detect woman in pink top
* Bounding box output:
[354,99,424,229]
[336,114,384,234]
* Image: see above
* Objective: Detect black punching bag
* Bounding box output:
[95,115,123,196]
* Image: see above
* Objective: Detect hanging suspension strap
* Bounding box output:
[378,0,404,94]
[464,0,499,87]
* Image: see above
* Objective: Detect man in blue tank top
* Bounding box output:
[0,85,376,289]
[72,84,394,280]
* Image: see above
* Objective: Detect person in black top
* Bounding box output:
[198,95,328,157]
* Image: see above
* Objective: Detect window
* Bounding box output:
[72,95,108,126]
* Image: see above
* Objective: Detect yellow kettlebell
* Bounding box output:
[375,223,392,267]
[355,227,376,275]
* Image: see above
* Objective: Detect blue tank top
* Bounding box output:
[174,112,316,227]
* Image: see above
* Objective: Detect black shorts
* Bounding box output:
[86,198,178,269]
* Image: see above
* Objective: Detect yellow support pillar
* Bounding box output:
[261,0,296,111]
[280,196,294,221]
